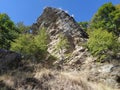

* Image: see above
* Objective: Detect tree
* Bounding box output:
[11,34,32,54]
[110,8,120,35]
[90,3,120,36]
[87,29,119,61]
[16,22,30,33]
[0,13,19,49]
[116,4,120,10]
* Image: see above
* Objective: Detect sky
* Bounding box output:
[0,0,120,25]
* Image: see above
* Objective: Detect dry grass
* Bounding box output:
[33,69,119,90]
[0,66,119,90]
[0,75,14,87]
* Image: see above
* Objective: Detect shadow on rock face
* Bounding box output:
[116,76,120,83]
[0,49,21,74]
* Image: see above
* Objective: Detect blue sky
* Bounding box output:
[0,0,120,25]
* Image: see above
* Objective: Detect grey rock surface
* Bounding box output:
[31,7,88,62]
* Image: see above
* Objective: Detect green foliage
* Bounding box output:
[109,8,120,35]
[11,34,32,54]
[55,33,70,60]
[56,33,69,51]
[16,22,30,33]
[87,29,119,61]
[34,28,48,52]
[116,4,120,10]
[0,13,19,49]
[11,28,48,60]
[90,2,120,36]
[78,22,89,31]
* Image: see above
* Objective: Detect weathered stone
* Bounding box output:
[98,64,114,73]
[31,7,88,60]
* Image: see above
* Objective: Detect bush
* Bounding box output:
[56,33,69,51]
[87,29,119,61]
[11,28,48,60]
[55,33,70,60]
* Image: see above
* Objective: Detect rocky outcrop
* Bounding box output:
[80,59,120,89]
[54,49,119,89]
[32,7,88,38]
[0,49,21,71]
[32,7,88,61]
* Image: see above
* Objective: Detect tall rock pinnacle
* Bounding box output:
[32,7,88,38]
[31,7,88,60]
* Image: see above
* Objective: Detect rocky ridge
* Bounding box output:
[32,7,88,64]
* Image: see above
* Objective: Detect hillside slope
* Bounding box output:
[0,7,120,90]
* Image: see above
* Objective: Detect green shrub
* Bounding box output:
[87,29,119,61]
[11,28,48,60]
[56,33,69,51]
[55,33,70,60]
[0,13,19,50]
[11,34,32,54]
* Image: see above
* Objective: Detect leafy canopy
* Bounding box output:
[90,3,120,36]
[0,13,19,49]
[16,22,30,33]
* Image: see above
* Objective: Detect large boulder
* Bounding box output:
[0,49,21,71]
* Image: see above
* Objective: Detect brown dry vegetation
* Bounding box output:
[0,62,119,90]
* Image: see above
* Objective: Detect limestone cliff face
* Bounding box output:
[32,7,88,61]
